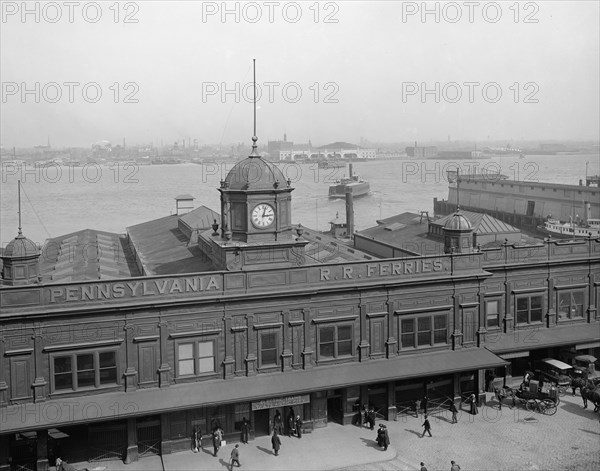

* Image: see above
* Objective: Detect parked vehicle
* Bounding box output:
[535,358,573,394]
[570,354,598,379]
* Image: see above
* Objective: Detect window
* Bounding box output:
[53,350,117,391]
[516,295,543,324]
[400,314,448,349]
[558,291,584,320]
[177,341,215,377]
[486,299,500,328]
[400,319,415,348]
[259,331,278,367]
[318,324,353,359]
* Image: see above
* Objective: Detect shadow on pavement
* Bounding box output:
[403,429,422,438]
[359,437,380,450]
[560,401,597,419]
[256,445,273,455]
[578,428,600,436]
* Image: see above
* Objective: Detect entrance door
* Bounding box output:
[527,201,535,217]
[327,396,343,424]
[254,409,270,437]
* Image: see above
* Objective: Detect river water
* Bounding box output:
[1,154,598,247]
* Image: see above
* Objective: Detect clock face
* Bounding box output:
[251,203,275,228]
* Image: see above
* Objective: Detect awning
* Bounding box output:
[488,323,600,355]
[576,341,600,350]
[500,351,530,359]
[1,348,506,433]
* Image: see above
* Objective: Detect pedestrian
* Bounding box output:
[420,462,428,471]
[496,388,505,411]
[229,444,241,469]
[450,460,461,471]
[368,407,376,430]
[212,427,223,457]
[287,408,295,437]
[376,423,385,447]
[449,401,458,423]
[420,414,432,437]
[469,393,478,415]
[274,410,283,434]
[382,424,390,451]
[240,417,250,444]
[271,430,282,456]
[422,394,429,415]
[295,415,303,438]
[192,425,201,452]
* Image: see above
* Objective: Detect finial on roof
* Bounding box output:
[17,180,23,236]
[249,59,260,158]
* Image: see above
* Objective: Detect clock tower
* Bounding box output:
[199,61,308,270]
[202,138,308,271]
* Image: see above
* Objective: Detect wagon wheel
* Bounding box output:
[526,399,537,411]
[541,399,557,416]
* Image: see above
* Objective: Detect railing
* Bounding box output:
[395,400,419,419]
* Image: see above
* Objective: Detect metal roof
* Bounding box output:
[540,358,573,370]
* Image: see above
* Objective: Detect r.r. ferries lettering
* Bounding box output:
[320,259,445,281]
[48,276,221,303]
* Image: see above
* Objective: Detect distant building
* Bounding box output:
[267,133,294,160]
[279,141,376,162]
[405,145,438,158]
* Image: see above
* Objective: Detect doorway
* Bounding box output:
[527,201,535,217]
[253,409,270,437]
[327,396,343,424]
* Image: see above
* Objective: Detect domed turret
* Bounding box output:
[444,212,472,231]
[442,208,474,254]
[223,154,288,191]
[1,232,40,286]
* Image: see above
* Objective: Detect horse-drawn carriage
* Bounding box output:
[498,379,559,416]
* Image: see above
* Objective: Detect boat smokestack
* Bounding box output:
[585,201,591,224]
[345,188,354,239]
[349,163,353,179]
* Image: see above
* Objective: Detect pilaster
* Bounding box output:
[32,328,47,403]
[301,308,313,368]
[123,323,137,392]
[158,320,171,387]
[385,300,397,358]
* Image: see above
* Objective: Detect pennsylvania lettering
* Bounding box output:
[48,276,221,303]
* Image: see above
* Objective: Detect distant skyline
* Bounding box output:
[1,1,599,147]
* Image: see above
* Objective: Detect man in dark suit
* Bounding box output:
[421,415,432,437]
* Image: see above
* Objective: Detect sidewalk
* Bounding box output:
[70,392,600,471]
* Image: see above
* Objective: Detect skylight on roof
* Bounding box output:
[385,223,405,231]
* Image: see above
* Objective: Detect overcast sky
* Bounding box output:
[1,1,599,148]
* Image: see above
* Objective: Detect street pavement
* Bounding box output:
[71,392,600,471]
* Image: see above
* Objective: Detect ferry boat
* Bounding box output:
[537,218,600,239]
[328,163,370,199]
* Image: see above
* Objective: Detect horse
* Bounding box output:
[581,386,600,412]
[571,377,593,396]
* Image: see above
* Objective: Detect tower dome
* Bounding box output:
[223,155,287,191]
[1,231,40,286]
[4,234,39,258]
[444,211,472,231]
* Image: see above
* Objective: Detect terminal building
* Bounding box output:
[1,136,599,471]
